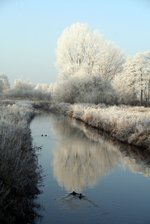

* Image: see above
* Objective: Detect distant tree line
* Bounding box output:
[0,75,52,100]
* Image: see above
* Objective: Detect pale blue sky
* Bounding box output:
[0,0,150,84]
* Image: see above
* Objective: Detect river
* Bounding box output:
[30,113,150,224]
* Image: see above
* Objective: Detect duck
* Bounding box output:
[71,191,77,196]
[70,191,84,199]
[79,193,83,199]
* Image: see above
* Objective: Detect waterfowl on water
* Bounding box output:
[70,191,84,199]
[79,193,83,199]
[59,191,99,208]
[41,134,47,137]
[71,191,77,196]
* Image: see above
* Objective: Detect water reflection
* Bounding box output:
[52,115,150,194]
[58,191,99,210]
[121,149,150,177]
[71,118,150,178]
[52,117,121,193]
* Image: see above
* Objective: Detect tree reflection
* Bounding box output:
[70,118,150,178]
[52,117,121,193]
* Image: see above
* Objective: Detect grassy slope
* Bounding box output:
[50,103,150,149]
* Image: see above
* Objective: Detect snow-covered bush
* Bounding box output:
[53,74,117,104]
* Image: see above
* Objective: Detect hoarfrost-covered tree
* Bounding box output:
[113,51,150,104]
[0,74,10,94]
[96,42,125,80]
[13,80,35,92]
[54,74,117,104]
[56,22,125,80]
[11,80,35,98]
[34,83,51,93]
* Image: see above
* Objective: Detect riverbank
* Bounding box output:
[49,102,150,149]
[0,101,41,224]
[2,99,149,150]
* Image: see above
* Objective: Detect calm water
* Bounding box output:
[30,113,150,224]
